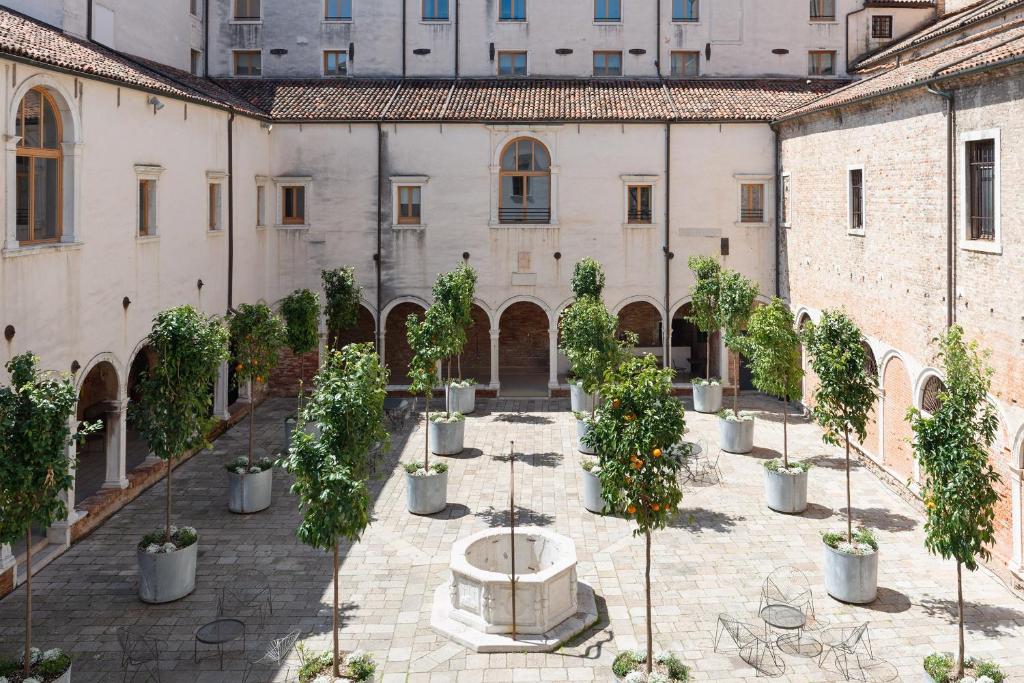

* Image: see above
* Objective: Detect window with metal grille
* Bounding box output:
[849,168,864,231]
[499,138,551,224]
[498,52,527,76]
[234,0,260,21]
[967,139,995,241]
[872,15,893,39]
[595,0,621,22]
[921,375,947,414]
[810,0,835,21]
[326,0,352,20]
[208,183,222,230]
[671,51,700,77]
[423,0,448,21]
[500,0,526,21]
[740,184,764,223]
[673,0,698,21]
[593,51,623,76]
[628,185,652,224]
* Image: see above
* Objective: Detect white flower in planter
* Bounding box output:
[161,542,177,553]
[181,526,197,536]
[978,676,995,683]
[312,676,332,683]
[624,672,647,683]
[235,467,247,475]
[345,650,368,665]
[42,648,63,661]
[145,543,162,554]
[24,678,41,683]
[249,466,262,474]
[29,647,42,663]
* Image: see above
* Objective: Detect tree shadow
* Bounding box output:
[492,451,563,468]
[669,507,744,534]
[858,587,913,614]
[800,503,834,520]
[807,453,862,471]
[441,447,483,460]
[919,596,1024,637]
[556,592,612,660]
[475,505,555,527]
[847,507,919,533]
[745,446,782,461]
[433,503,470,520]
[492,413,555,425]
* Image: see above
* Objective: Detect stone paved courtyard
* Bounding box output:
[2,396,1023,682]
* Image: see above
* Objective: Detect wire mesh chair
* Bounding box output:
[759,566,816,625]
[219,568,273,629]
[241,630,301,683]
[714,614,786,678]
[116,626,161,682]
[819,622,873,679]
[696,439,723,485]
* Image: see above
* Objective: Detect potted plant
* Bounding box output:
[322,266,363,352]
[803,310,879,604]
[923,653,1004,683]
[404,462,450,515]
[296,648,377,683]
[716,269,759,454]
[226,303,286,514]
[910,327,1004,683]
[563,257,606,413]
[611,650,692,682]
[0,353,95,682]
[584,355,689,680]
[433,264,479,414]
[130,305,229,603]
[685,256,723,413]
[735,298,809,512]
[279,343,387,683]
[280,288,320,444]
[579,458,609,514]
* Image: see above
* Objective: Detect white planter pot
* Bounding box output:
[922,668,937,683]
[580,468,609,514]
[407,470,448,515]
[570,382,596,413]
[719,416,755,454]
[823,542,878,604]
[692,383,723,413]
[137,540,198,603]
[448,384,477,414]
[763,467,809,514]
[227,467,273,514]
[576,419,596,455]
[429,419,466,456]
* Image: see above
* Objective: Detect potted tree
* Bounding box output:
[279,288,320,444]
[279,343,385,683]
[130,305,229,603]
[685,256,723,413]
[584,355,690,682]
[0,353,92,682]
[717,269,759,454]
[736,298,809,513]
[803,310,879,604]
[226,303,286,514]
[406,305,455,513]
[563,257,606,413]
[321,266,363,352]
[433,264,479,415]
[910,327,1005,683]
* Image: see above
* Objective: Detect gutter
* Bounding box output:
[656,0,662,77]
[227,110,236,311]
[87,0,93,41]
[402,0,407,78]
[771,123,781,298]
[663,122,672,369]
[375,122,384,355]
[455,0,461,77]
[203,0,211,77]
[927,81,955,329]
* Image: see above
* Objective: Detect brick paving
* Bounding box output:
[2,395,1023,682]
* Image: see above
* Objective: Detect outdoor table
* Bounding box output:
[671,441,703,481]
[759,604,822,658]
[195,618,246,670]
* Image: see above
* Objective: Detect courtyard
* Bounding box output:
[1,395,1022,682]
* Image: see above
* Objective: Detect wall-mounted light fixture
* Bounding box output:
[3,325,14,341]
[197,278,205,290]
[71,360,81,373]
[147,95,165,112]
[462,252,470,261]
[553,252,562,260]
[122,296,132,309]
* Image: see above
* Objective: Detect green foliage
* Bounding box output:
[406,305,455,400]
[685,256,722,335]
[612,651,641,678]
[583,355,686,535]
[974,659,1006,682]
[280,288,321,356]
[322,267,362,342]
[229,303,286,385]
[279,343,389,552]
[658,652,692,681]
[924,653,954,683]
[764,458,811,473]
[922,654,1005,683]
[571,257,606,299]
[138,526,197,551]
[558,295,627,395]
[404,461,447,475]
[718,269,759,351]
[581,458,597,472]
[736,298,802,402]
[0,657,16,676]
[432,264,478,361]
[822,527,878,553]
[297,651,334,683]
[346,652,376,681]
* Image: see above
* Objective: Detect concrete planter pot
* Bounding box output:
[719,416,755,454]
[406,470,448,515]
[576,419,596,455]
[429,418,466,456]
[227,467,273,514]
[580,467,609,514]
[922,668,937,683]
[570,382,596,414]
[763,467,809,514]
[137,540,198,603]
[692,383,723,413]
[57,664,71,683]
[448,384,477,414]
[823,542,878,604]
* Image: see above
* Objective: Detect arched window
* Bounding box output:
[499,137,550,224]
[861,341,878,379]
[921,375,947,414]
[16,88,62,244]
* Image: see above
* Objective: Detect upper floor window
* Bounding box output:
[326,0,352,21]
[499,0,526,22]
[282,186,306,225]
[627,185,653,224]
[966,138,996,242]
[871,15,893,39]
[499,138,550,224]
[138,179,156,237]
[593,51,622,76]
[740,183,764,223]
[808,50,835,76]
[234,50,262,77]
[234,0,260,21]
[190,0,201,17]
[498,51,527,76]
[673,0,698,22]
[190,49,202,76]
[397,186,422,225]
[848,167,864,232]
[781,174,791,226]
[810,0,835,21]
[256,184,267,227]
[671,51,700,77]
[595,0,621,22]
[15,88,62,245]
[208,182,223,231]
[423,0,448,21]
[324,50,349,76]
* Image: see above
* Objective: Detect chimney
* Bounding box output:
[936,0,946,17]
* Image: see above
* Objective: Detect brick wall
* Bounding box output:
[882,356,915,483]
[385,302,425,385]
[269,348,320,398]
[332,306,377,350]
[617,302,662,347]
[498,302,549,374]
[0,566,11,598]
[456,305,492,385]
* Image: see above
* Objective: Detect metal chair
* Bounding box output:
[714,614,786,678]
[818,622,873,680]
[759,566,815,624]
[696,440,723,485]
[116,626,161,682]
[241,630,301,683]
[220,568,273,629]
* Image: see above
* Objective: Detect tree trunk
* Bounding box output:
[782,400,789,468]
[23,528,32,676]
[333,544,340,678]
[166,457,173,543]
[247,400,255,468]
[705,336,711,379]
[645,529,653,675]
[956,561,965,680]
[844,425,852,544]
[457,353,462,382]
[297,354,305,414]
[424,392,430,470]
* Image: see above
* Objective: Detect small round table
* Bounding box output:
[759,604,821,658]
[195,618,246,670]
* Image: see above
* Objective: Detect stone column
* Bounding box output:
[0,544,14,593]
[1010,465,1023,577]
[547,329,559,391]
[102,400,129,490]
[213,361,231,421]
[238,379,253,404]
[489,329,500,392]
[48,417,83,547]
[379,329,388,384]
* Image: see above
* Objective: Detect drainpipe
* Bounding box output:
[927,83,955,329]
[376,122,384,355]
[655,0,662,77]
[455,0,461,77]
[663,122,671,369]
[402,0,408,78]
[771,123,781,298]
[86,0,93,41]
[227,111,236,311]
[203,0,211,77]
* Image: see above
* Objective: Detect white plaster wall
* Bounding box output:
[846,7,936,66]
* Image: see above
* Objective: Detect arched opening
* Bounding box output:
[499,302,550,396]
[670,303,720,383]
[882,356,915,482]
[126,346,157,474]
[860,342,880,457]
[453,304,492,386]
[15,87,63,244]
[385,302,426,386]
[75,361,121,504]
[617,302,664,363]
[797,313,818,409]
[332,305,377,350]
[499,137,551,224]
[920,375,947,415]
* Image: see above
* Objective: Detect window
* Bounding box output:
[15,88,62,245]
[499,138,551,224]
[498,51,527,76]
[324,50,348,76]
[671,51,700,77]
[499,0,526,21]
[256,184,267,227]
[921,375,947,414]
[190,0,201,17]
[808,50,836,76]
[848,168,864,232]
[208,183,222,231]
[138,179,156,237]
[871,15,893,39]
[233,51,262,77]
[423,0,448,21]
[595,0,621,22]
[809,0,835,21]
[234,0,260,21]
[967,139,995,241]
[781,174,791,226]
[593,51,622,76]
[326,0,352,20]
[627,185,652,224]
[397,186,422,225]
[740,183,764,223]
[673,0,698,21]
[190,49,202,76]
[282,186,306,225]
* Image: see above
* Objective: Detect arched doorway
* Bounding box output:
[385,302,426,386]
[859,342,880,458]
[882,356,914,482]
[453,304,492,386]
[332,305,377,350]
[797,313,818,409]
[499,302,550,396]
[670,303,720,382]
[76,360,122,503]
[617,301,664,362]
[126,346,157,473]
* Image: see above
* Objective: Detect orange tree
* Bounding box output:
[279,288,320,410]
[229,303,286,468]
[583,354,686,674]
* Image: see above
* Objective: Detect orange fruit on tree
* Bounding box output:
[651,503,661,511]
[612,399,621,409]
[627,505,637,515]
[652,448,662,458]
